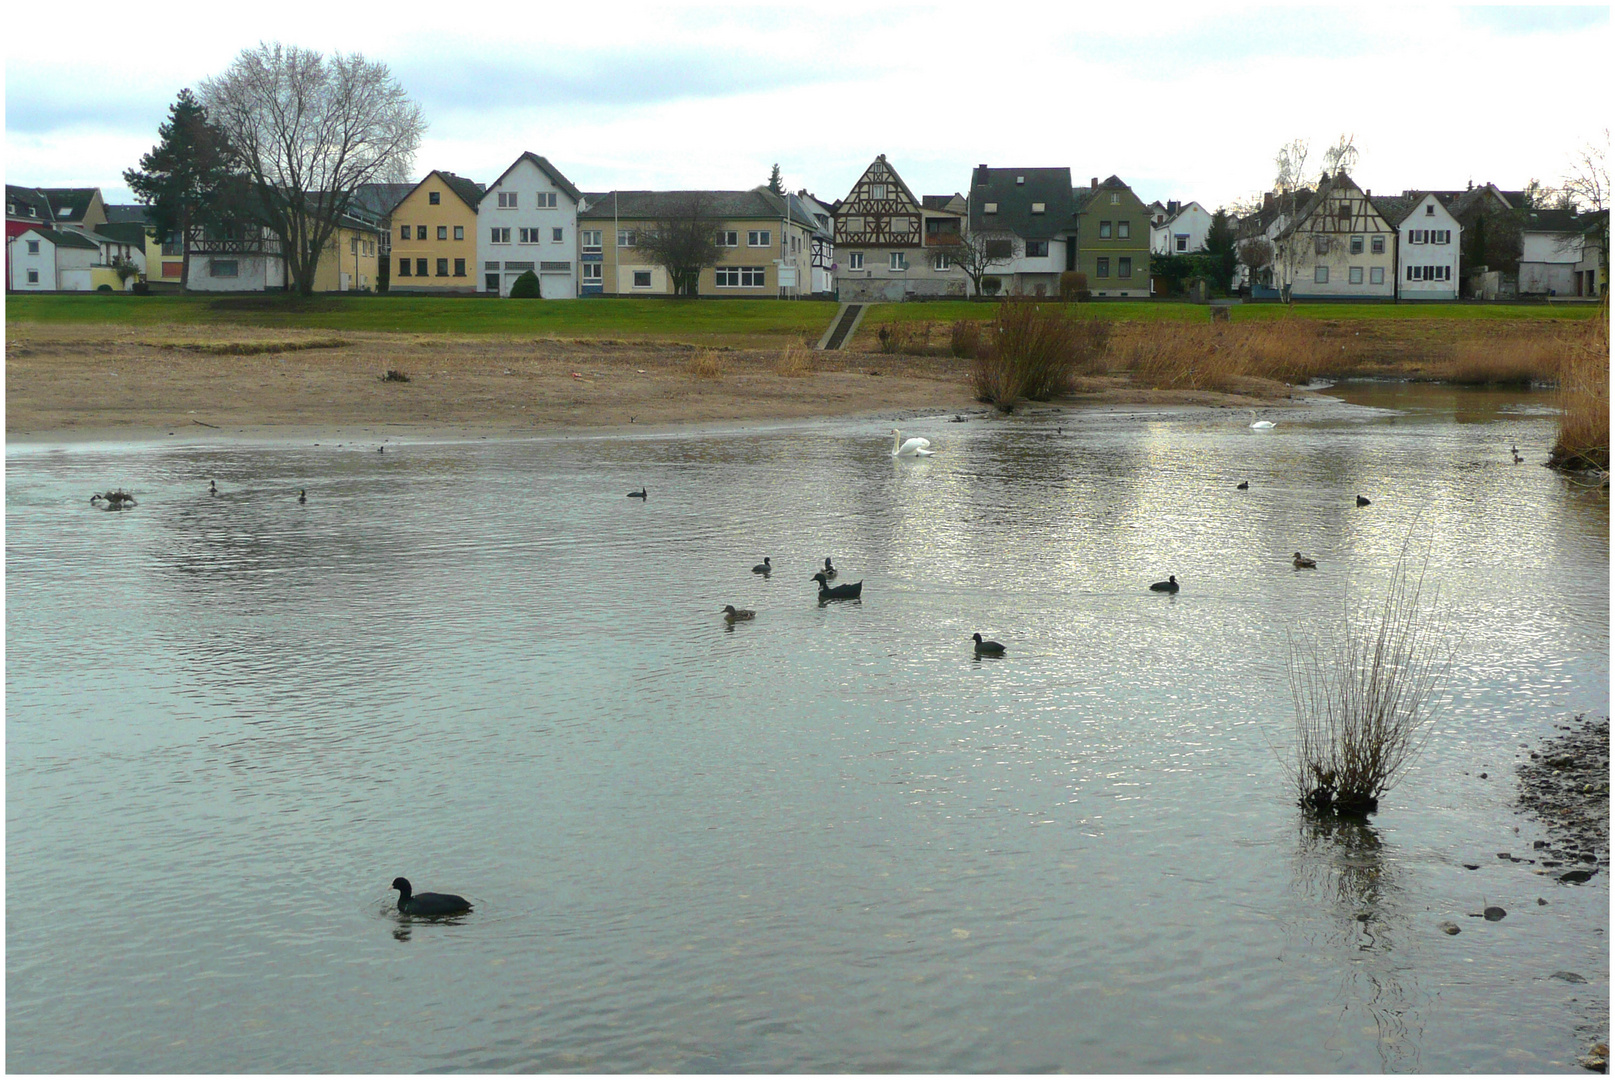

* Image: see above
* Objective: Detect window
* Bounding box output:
[582,263,602,282]
[1433,229,1450,244]
[27,269,39,284]
[211,259,238,277]
[497,192,517,208]
[582,230,602,251]
[741,266,765,287]
[400,224,410,240]
[848,252,864,270]
[870,184,887,199]
[398,258,411,276]
[985,238,1013,258]
[984,202,998,214]
[1029,201,1045,215]
[1409,229,1425,245]
[429,191,440,205]
[1026,240,1049,258]
[633,270,651,288]
[437,226,448,241]
[617,230,636,247]
[1118,221,1130,238]
[748,230,771,247]
[351,237,359,254]
[1371,235,1385,254]
[416,226,427,240]
[436,258,449,277]
[717,230,738,247]
[1175,234,1189,252]
[889,252,907,271]
[1350,235,1364,254]
[454,258,466,277]
[1099,221,1112,238]
[552,227,564,243]
[491,227,511,244]
[1109,193,1120,204]
[454,226,464,241]
[27,239,39,254]
[1314,266,1329,283]
[1349,266,1364,284]
[933,253,950,270]
[416,258,428,276]
[519,228,538,244]
[1118,257,1132,278]
[536,192,557,209]
[1314,235,1330,255]
[715,266,739,287]
[1425,204,1436,216]
[1095,257,1110,277]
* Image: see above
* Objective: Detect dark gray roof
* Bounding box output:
[7,184,53,222]
[25,227,101,250]
[1521,207,1584,233]
[104,203,155,225]
[399,171,484,213]
[350,183,414,220]
[579,189,803,222]
[94,222,149,247]
[1072,175,1136,214]
[484,152,584,205]
[1368,194,1417,226]
[39,187,99,222]
[969,167,1073,238]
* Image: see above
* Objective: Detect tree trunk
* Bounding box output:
[179,204,191,294]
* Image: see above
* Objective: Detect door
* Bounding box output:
[485,273,500,294]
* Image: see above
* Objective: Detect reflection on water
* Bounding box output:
[6,387,1608,1073]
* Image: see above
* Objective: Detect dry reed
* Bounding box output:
[1550,304,1610,471]
[971,301,1109,410]
[686,350,725,380]
[776,343,815,377]
[145,337,351,356]
[1280,544,1454,817]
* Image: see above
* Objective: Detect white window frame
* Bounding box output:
[497,192,517,209]
[582,230,602,252]
[632,270,652,288]
[933,253,950,271]
[717,230,738,247]
[491,227,511,244]
[888,252,907,271]
[617,230,636,248]
[1110,193,1120,205]
[740,266,766,287]
[848,252,864,270]
[582,262,602,282]
[536,192,557,209]
[747,230,771,247]
[870,183,887,200]
[714,266,740,287]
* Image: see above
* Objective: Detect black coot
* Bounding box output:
[391,877,472,916]
[972,633,1006,655]
[1149,575,1180,593]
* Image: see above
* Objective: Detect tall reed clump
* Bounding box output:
[1119,323,1244,392]
[776,342,815,377]
[1549,305,1609,472]
[1279,546,1454,818]
[970,300,1109,411]
[686,349,725,380]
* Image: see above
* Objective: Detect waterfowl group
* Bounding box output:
[390,876,472,917]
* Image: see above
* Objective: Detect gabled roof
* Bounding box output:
[349,183,415,221]
[1521,207,1585,233]
[1162,201,1209,228]
[39,187,99,223]
[835,154,925,215]
[18,227,100,250]
[1275,172,1390,239]
[399,170,484,213]
[1072,175,1138,214]
[104,203,155,226]
[579,189,810,223]
[8,184,54,222]
[968,166,1074,239]
[483,152,584,205]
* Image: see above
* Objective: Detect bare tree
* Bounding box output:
[1562,129,1610,211]
[636,194,724,297]
[1269,138,1315,301]
[940,229,1022,296]
[1237,237,1274,291]
[201,43,425,296]
[1321,132,1359,176]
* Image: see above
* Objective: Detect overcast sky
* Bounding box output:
[5,2,1609,212]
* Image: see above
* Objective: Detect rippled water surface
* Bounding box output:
[7,384,1608,1072]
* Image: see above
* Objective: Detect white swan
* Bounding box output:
[1249,411,1276,430]
[892,428,934,457]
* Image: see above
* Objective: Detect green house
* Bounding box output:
[1072,175,1151,297]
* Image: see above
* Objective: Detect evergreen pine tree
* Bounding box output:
[123,89,237,291]
[1204,210,1238,295]
[766,164,785,196]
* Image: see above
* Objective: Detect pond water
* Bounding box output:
[6,383,1608,1072]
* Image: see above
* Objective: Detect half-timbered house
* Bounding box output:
[832,155,966,301]
[1272,172,1395,300]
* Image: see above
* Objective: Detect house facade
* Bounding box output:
[1272,172,1396,300]
[796,190,837,295]
[967,165,1074,296]
[8,228,101,290]
[577,189,815,297]
[1572,211,1606,297]
[1072,175,1151,297]
[476,153,584,298]
[1517,208,1585,296]
[184,209,379,292]
[1150,200,1213,255]
[832,154,967,301]
[390,171,483,292]
[1372,193,1462,300]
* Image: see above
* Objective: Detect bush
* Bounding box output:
[1280,545,1453,817]
[970,300,1110,411]
[131,281,150,295]
[508,270,541,298]
[950,319,984,358]
[1059,271,1088,302]
[980,276,1002,297]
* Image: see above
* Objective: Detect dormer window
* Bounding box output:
[984,202,998,214]
[1031,202,1045,214]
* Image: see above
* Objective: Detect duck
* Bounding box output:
[812,571,862,600]
[1249,411,1276,430]
[298,489,307,504]
[752,557,772,575]
[821,557,838,580]
[1512,445,1524,464]
[972,633,1006,656]
[627,487,647,499]
[390,876,472,917]
[1292,551,1317,569]
[209,480,217,496]
[1149,575,1180,593]
[1236,481,1249,490]
[722,605,755,622]
[90,490,137,508]
[892,428,934,457]
[1356,494,1371,507]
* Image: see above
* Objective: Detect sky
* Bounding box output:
[5,2,1610,213]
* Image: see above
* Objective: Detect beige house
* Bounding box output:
[832,155,967,301]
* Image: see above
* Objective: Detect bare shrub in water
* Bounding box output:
[1280,545,1454,817]
[1550,304,1610,472]
[972,300,1109,411]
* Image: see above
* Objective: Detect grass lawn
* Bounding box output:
[6,292,1599,348]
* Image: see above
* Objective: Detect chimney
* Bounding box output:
[1091,177,1099,189]
[1263,192,1274,211]
[1167,200,1180,215]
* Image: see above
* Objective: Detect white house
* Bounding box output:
[966,165,1075,296]
[1518,208,1585,296]
[9,227,104,290]
[1150,200,1213,255]
[1373,193,1462,300]
[477,152,584,298]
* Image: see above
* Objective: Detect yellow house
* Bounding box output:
[390,170,483,292]
[316,218,382,291]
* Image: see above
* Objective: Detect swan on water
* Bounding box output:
[892,429,934,457]
[1249,411,1276,430]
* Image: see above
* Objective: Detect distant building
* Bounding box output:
[967,165,1074,296]
[1370,192,1463,301]
[477,153,584,298]
[390,171,484,293]
[1149,200,1213,256]
[832,154,967,301]
[1517,207,1588,296]
[1072,175,1151,298]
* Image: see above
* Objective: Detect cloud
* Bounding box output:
[1460,5,1609,35]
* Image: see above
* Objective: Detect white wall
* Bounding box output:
[1398,196,1461,300]
[1152,203,1214,255]
[9,233,54,290]
[185,254,281,291]
[477,158,579,297]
